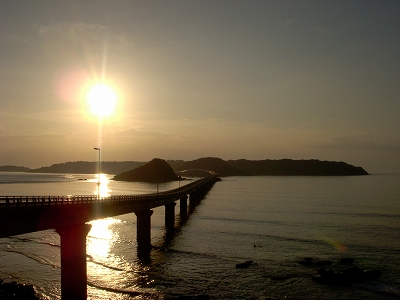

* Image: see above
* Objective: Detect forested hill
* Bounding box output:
[177,157,368,176]
[29,161,145,175]
[0,158,368,176]
[27,160,185,175]
[227,159,369,176]
[0,165,31,172]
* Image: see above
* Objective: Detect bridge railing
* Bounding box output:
[0,195,146,207]
[0,176,217,208]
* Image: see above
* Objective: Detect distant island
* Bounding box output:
[0,165,31,172]
[0,157,368,177]
[176,157,368,176]
[113,158,179,183]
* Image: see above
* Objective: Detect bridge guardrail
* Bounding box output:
[0,176,217,208]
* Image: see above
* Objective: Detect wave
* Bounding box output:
[198,227,326,247]
[87,281,160,298]
[154,247,257,267]
[353,282,400,297]
[199,215,283,225]
[5,247,59,269]
[86,255,125,271]
[9,236,60,248]
[349,212,400,219]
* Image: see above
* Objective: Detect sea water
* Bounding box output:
[0,172,399,299]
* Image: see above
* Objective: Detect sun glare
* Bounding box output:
[87,84,117,117]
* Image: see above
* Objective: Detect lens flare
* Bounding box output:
[323,237,348,253]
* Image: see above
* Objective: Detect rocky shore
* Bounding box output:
[0,279,41,299]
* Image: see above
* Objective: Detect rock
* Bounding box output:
[0,281,40,299]
[315,260,332,266]
[304,257,313,262]
[313,269,346,285]
[299,257,314,266]
[165,295,210,300]
[236,260,253,268]
[338,257,354,264]
[364,269,382,280]
[317,267,327,275]
[341,267,366,283]
[313,267,382,286]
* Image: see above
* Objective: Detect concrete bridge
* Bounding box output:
[0,176,218,299]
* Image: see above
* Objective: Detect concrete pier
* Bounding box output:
[56,223,92,300]
[189,192,200,213]
[164,202,176,230]
[180,196,188,220]
[134,210,153,247]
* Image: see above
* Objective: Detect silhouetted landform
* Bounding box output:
[177,157,247,177]
[177,157,368,176]
[165,295,210,300]
[113,158,179,183]
[24,160,185,175]
[0,165,31,172]
[0,279,41,299]
[29,161,146,174]
[297,256,381,286]
[236,260,254,268]
[227,158,368,176]
[0,157,368,176]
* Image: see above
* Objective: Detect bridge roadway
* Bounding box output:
[0,176,218,300]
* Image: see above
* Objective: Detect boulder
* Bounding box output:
[313,267,382,285]
[338,257,354,264]
[236,260,253,268]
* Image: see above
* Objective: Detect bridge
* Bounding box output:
[0,176,219,300]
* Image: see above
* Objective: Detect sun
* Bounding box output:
[87,84,117,117]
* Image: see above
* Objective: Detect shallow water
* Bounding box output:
[0,173,399,299]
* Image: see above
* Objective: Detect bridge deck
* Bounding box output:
[0,176,218,238]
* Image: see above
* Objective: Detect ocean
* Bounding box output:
[0,172,399,299]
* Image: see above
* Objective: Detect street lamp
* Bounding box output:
[94,147,101,198]
[156,168,159,197]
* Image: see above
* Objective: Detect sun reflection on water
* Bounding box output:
[92,174,112,198]
[87,218,120,258]
[86,218,130,291]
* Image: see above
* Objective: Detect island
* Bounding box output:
[113,158,179,183]
[0,157,369,177]
[0,165,31,172]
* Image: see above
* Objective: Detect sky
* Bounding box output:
[0,1,399,173]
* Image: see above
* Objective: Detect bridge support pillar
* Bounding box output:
[164,202,176,230]
[135,210,153,247]
[189,192,200,213]
[180,196,188,220]
[56,223,92,300]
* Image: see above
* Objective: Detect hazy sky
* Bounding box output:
[1,1,399,173]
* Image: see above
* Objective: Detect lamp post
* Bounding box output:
[94,147,101,199]
[156,168,159,197]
